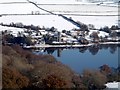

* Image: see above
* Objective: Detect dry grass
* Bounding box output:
[2,66,29,89]
[2,45,33,73]
[29,60,75,88]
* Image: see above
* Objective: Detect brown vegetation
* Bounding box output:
[28,60,75,88]
[2,66,29,89]
[42,74,66,88]
[100,65,120,82]
[2,45,78,89]
[82,69,107,89]
[2,45,33,72]
[90,32,99,43]
[100,64,112,74]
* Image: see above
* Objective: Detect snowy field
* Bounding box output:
[0,3,118,15]
[0,0,119,31]
[0,15,118,31]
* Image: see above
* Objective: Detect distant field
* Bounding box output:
[0,2,118,30]
[38,4,118,15]
[0,2,118,15]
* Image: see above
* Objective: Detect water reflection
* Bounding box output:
[33,44,120,57]
[88,45,99,55]
[109,44,118,54]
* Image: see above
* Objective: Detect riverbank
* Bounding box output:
[24,42,120,49]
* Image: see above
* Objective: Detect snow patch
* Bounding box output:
[105,82,119,89]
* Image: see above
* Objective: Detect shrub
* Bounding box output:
[2,45,33,73]
[111,25,118,30]
[2,67,29,89]
[42,74,66,88]
[72,74,87,89]
[100,64,112,74]
[82,70,107,89]
[11,45,38,61]
[28,61,75,88]
[107,73,120,82]
[90,32,99,42]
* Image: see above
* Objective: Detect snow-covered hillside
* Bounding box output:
[0,15,80,31]
[0,0,118,30]
[0,0,118,14]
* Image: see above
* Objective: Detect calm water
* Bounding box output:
[33,44,119,74]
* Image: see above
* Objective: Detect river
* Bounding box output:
[33,44,119,74]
